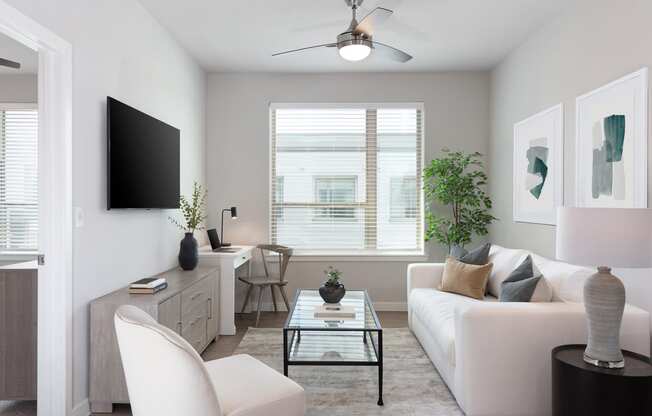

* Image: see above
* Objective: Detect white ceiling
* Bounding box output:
[138,0,572,73]
[0,32,38,74]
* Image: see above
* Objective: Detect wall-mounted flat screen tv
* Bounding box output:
[107,97,180,209]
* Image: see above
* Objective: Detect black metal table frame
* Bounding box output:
[282,289,384,406]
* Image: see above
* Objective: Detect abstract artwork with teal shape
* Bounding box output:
[526,142,549,199]
[513,103,563,225]
[592,114,625,200]
[576,68,647,208]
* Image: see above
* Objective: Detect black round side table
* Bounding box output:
[552,344,652,416]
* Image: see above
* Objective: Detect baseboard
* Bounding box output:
[72,399,90,416]
[243,301,407,313]
[373,301,408,312]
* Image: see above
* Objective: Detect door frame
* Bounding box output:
[0,2,73,415]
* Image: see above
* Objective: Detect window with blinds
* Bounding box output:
[270,104,423,255]
[0,105,38,252]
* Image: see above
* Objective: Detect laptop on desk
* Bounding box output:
[207,228,240,253]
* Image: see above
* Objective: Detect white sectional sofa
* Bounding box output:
[407,245,651,416]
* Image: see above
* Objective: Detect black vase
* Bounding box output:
[178,232,198,271]
[319,283,346,304]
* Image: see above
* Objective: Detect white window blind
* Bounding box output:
[270,104,423,255]
[0,105,38,252]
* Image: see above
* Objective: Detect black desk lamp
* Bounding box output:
[220,206,238,247]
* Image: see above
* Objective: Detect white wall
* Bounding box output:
[489,0,652,322]
[206,72,490,309]
[5,0,206,407]
[0,74,37,102]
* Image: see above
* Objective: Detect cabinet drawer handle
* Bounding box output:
[191,293,201,301]
[177,321,182,333]
[191,316,201,326]
[207,298,212,319]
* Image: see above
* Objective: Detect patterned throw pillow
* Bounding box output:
[500,255,541,302]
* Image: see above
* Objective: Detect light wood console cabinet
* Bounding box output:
[89,266,220,413]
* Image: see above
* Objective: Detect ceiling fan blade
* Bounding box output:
[272,43,338,57]
[371,41,412,62]
[0,58,20,69]
[354,7,393,36]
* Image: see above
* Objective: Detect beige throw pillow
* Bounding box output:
[440,256,493,300]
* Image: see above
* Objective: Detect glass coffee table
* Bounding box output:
[283,289,384,405]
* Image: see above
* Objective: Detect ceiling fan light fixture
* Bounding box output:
[272,1,413,63]
[338,43,371,61]
[336,32,372,62]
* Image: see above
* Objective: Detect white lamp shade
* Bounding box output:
[556,207,652,268]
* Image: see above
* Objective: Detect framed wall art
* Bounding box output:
[575,68,648,208]
[513,103,564,225]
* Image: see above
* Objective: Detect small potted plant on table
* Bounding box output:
[319,266,346,304]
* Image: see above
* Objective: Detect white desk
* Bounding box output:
[198,245,254,335]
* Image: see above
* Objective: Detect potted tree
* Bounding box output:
[423,149,496,253]
[169,182,207,270]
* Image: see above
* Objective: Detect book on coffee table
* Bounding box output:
[314,303,356,319]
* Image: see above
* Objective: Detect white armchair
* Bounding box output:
[114,305,305,416]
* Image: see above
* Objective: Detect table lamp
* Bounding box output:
[556,207,652,368]
[220,206,238,247]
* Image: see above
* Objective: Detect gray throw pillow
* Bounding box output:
[451,243,491,265]
[500,255,541,302]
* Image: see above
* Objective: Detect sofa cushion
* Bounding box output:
[410,288,457,367]
[410,288,499,367]
[530,279,553,302]
[500,255,541,302]
[487,245,529,297]
[531,253,593,301]
[440,257,493,300]
[530,261,553,302]
[451,243,491,265]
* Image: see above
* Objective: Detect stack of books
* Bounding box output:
[129,277,167,294]
[314,303,356,320]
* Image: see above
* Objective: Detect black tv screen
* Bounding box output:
[107,97,180,209]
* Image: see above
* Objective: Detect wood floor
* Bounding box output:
[0,311,408,416]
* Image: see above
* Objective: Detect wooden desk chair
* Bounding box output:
[238,244,293,327]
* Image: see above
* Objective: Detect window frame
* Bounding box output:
[313,175,358,222]
[389,175,418,222]
[0,102,39,254]
[269,102,426,259]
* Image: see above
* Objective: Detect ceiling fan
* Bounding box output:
[273,0,412,63]
[0,58,20,69]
